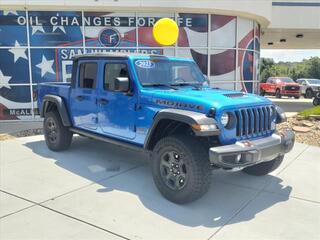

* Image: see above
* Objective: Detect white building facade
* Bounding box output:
[0,0,318,120]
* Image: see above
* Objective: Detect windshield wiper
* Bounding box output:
[143,83,178,90]
[170,82,203,90]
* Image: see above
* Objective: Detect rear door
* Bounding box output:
[97,60,136,140]
[70,61,99,130]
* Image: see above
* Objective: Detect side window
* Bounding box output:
[267,78,273,84]
[104,63,129,91]
[79,62,97,89]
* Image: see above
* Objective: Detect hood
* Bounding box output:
[140,87,273,113]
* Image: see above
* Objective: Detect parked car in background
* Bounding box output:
[313,90,320,106]
[296,78,320,98]
[260,77,300,99]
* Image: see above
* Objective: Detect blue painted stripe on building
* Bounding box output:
[273,2,320,7]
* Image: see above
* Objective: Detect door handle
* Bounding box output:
[98,98,109,105]
[76,95,85,101]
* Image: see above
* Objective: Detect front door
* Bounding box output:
[98,60,136,140]
[70,61,98,130]
[269,79,276,93]
[300,80,307,94]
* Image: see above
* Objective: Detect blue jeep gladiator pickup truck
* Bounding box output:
[38,53,295,204]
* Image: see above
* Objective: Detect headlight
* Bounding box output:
[221,113,230,127]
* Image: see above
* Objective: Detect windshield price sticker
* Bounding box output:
[135,60,155,69]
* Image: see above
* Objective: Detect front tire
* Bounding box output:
[152,135,211,204]
[242,155,284,176]
[306,89,314,99]
[44,111,73,151]
[275,89,282,98]
[313,97,320,106]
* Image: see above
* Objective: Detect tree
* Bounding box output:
[306,57,320,79]
[260,58,275,82]
[260,57,320,82]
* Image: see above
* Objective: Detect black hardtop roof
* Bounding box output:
[73,52,167,60]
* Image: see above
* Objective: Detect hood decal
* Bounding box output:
[155,99,204,111]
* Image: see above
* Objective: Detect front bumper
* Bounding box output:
[281,90,300,96]
[209,130,295,169]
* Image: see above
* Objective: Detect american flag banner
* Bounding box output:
[0,11,31,120]
[0,10,260,120]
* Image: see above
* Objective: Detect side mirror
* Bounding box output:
[114,77,129,92]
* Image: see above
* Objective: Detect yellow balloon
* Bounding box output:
[152,18,179,46]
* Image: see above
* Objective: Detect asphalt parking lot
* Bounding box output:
[1,135,319,240]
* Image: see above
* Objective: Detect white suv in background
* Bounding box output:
[296,78,320,98]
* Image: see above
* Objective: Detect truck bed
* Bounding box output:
[38,82,71,114]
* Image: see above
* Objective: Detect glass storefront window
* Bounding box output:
[31,48,84,83]
[210,49,236,80]
[238,49,255,93]
[177,13,208,47]
[238,17,254,50]
[0,11,28,46]
[137,13,174,48]
[254,22,261,52]
[84,12,136,48]
[0,48,30,84]
[211,15,236,48]
[0,11,261,120]
[28,11,83,47]
[0,85,32,120]
[177,49,208,75]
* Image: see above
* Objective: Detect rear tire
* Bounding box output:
[294,96,300,99]
[152,135,211,204]
[242,155,284,176]
[44,111,73,151]
[306,89,314,99]
[275,89,282,98]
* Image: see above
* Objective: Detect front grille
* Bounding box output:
[284,86,299,91]
[234,106,275,138]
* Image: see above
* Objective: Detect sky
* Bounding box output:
[260,49,320,63]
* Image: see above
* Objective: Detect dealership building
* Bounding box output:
[0,0,319,120]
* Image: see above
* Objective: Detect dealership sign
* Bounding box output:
[9,15,195,27]
[0,11,259,120]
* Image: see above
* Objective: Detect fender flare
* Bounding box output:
[144,108,219,149]
[41,94,71,126]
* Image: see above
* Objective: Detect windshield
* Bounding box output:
[308,79,320,85]
[134,59,206,87]
[277,77,294,83]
